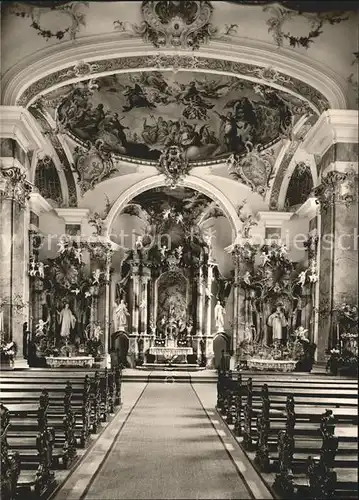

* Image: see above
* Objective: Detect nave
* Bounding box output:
[80,383,259,500]
[2,367,358,500]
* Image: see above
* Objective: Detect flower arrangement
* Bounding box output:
[326,348,358,377]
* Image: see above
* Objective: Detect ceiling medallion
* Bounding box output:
[134,1,217,50]
[157,146,191,189]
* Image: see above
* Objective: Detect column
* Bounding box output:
[103,252,112,367]
[196,259,204,336]
[0,166,32,357]
[302,110,358,361]
[205,262,215,368]
[130,260,140,362]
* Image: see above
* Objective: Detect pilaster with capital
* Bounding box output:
[1,107,47,358]
[231,240,257,351]
[303,110,358,360]
[0,166,32,356]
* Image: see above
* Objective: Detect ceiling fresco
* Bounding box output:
[49,71,308,163]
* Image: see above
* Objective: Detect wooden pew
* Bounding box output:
[216,371,358,499]
[15,390,57,499]
[1,404,21,500]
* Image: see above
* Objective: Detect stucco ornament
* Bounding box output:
[226,142,275,198]
[157,145,191,189]
[134,1,217,49]
[314,167,358,212]
[72,140,119,194]
[0,167,32,208]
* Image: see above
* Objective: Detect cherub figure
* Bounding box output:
[160,245,167,258]
[29,258,37,277]
[243,271,251,286]
[37,262,45,279]
[35,318,49,337]
[57,238,67,254]
[260,252,270,266]
[176,214,184,224]
[298,271,307,288]
[74,247,82,264]
[92,269,101,284]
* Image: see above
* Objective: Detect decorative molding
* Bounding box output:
[1,35,347,109]
[0,106,47,152]
[322,161,358,177]
[133,1,217,50]
[314,168,358,211]
[292,197,318,220]
[226,144,276,198]
[302,110,359,157]
[257,211,292,226]
[55,208,90,224]
[29,191,53,216]
[0,165,32,208]
[157,146,191,188]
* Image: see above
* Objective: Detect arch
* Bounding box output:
[277,153,318,210]
[104,174,241,236]
[2,38,347,110]
[34,157,64,206]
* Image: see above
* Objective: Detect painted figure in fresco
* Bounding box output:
[113,299,130,332]
[98,112,129,147]
[122,84,156,112]
[214,300,226,332]
[57,303,76,338]
[267,305,288,342]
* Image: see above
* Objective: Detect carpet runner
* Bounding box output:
[83,383,252,499]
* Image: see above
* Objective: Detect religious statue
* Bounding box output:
[267,305,288,342]
[214,300,225,332]
[57,303,76,338]
[113,299,130,331]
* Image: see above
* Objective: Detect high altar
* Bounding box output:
[112,240,223,368]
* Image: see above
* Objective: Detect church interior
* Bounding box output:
[0,1,358,499]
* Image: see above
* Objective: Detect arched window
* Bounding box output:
[285,162,313,208]
[35,156,63,206]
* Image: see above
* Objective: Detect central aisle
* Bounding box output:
[84,383,252,499]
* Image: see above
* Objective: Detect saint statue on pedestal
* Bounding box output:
[57,303,76,338]
[113,299,130,332]
[267,305,287,342]
[214,300,225,332]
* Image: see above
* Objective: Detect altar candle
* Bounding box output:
[336,324,339,346]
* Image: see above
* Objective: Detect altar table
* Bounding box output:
[45,356,95,368]
[149,346,193,363]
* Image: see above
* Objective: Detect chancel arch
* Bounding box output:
[105,174,242,238]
